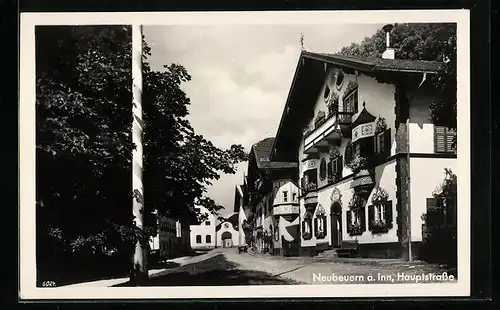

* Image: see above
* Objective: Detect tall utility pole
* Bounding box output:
[131,24,148,284]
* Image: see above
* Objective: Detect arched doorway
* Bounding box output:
[330,202,342,248]
[221,231,233,248]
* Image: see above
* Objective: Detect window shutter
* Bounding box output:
[446,128,456,152]
[313,218,318,237]
[368,205,375,231]
[426,197,439,227]
[346,211,352,234]
[434,126,446,153]
[384,129,391,158]
[360,207,366,232]
[322,217,328,234]
[385,200,393,229]
[338,156,343,177]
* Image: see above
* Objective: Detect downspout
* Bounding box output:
[406,71,427,262]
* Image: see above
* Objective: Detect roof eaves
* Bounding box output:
[302,51,375,73]
[270,51,305,160]
[373,67,440,74]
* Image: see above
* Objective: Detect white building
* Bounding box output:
[216,213,240,248]
[268,29,455,260]
[189,205,216,250]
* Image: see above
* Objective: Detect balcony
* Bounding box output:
[303,111,354,154]
[272,204,300,216]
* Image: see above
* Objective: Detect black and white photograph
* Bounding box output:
[19,10,470,299]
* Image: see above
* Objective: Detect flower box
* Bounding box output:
[370,220,389,234]
[348,223,363,236]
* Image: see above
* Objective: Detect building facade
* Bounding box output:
[189,205,216,250]
[267,33,455,260]
[150,215,191,258]
[216,213,240,248]
[244,138,300,255]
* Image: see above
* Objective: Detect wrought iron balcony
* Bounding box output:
[303,110,354,154]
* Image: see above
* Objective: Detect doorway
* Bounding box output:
[330,202,342,248]
[221,231,233,248]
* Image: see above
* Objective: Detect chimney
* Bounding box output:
[382,24,395,59]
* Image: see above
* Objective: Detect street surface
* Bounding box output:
[64,247,457,287]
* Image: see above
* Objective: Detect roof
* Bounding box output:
[216,213,239,231]
[270,51,445,160]
[352,105,376,128]
[251,137,298,170]
[252,137,275,169]
[303,51,445,73]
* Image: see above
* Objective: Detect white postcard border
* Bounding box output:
[19,10,471,299]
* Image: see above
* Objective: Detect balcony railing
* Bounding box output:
[303,110,354,153]
[272,205,300,216]
[337,111,354,125]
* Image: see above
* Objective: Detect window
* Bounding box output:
[343,89,358,113]
[374,129,391,159]
[196,235,202,243]
[368,201,393,233]
[292,192,297,202]
[434,126,456,153]
[344,142,353,166]
[283,191,288,202]
[303,169,318,192]
[205,221,211,226]
[375,132,385,154]
[354,142,361,157]
[328,156,343,183]
[319,158,327,181]
[206,235,212,243]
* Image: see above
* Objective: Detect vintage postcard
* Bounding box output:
[19,10,470,299]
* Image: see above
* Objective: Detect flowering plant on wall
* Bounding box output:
[304,181,317,192]
[314,110,327,128]
[370,219,389,234]
[348,194,364,210]
[327,92,339,117]
[348,222,363,236]
[346,154,368,173]
[371,186,389,204]
[375,116,387,134]
[329,146,340,160]
[343,80,358,98]
[303,125,312,137]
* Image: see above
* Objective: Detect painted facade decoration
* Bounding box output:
[266,50,456,260]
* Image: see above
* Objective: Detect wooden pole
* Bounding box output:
[131,24,148,284]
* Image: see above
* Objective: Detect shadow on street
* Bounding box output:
[40,250,203,287]
[114,254,301,286]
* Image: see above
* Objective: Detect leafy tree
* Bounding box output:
[35,25,246,282]
[338,23,457,131]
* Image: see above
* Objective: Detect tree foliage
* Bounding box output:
[338,23,457,130]
[35,26,246,267]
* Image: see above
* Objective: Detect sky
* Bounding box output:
[143,23,384,217]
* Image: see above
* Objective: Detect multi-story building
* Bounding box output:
[268,27,456,260]
[190,205,216,250]
[245,137,300,255]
